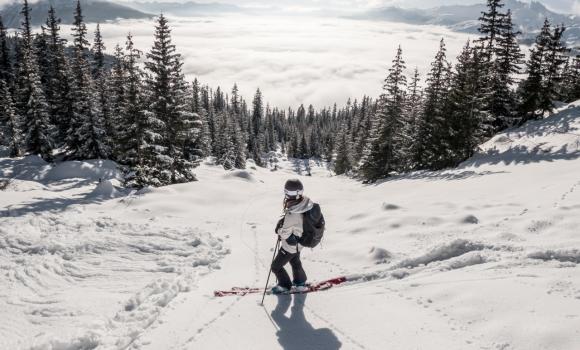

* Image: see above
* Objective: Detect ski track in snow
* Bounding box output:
[181,189,272,348]
[300,300,369,350]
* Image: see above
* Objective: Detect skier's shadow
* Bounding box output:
[271,293,342,350]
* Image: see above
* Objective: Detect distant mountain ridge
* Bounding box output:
[126,1,244,16]
[0,0,152,28]
[353,0,580,46]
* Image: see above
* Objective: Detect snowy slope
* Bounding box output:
[1,102,580,349]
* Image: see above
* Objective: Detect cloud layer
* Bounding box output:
[62,15,473,109]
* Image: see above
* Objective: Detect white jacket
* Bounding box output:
[277,196,314,253]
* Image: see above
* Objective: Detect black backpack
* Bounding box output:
[299,203,325,248]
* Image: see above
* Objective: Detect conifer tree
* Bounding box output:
[191,78,211,157]
[402,67,423,171]
[309,128,320,158]
[477,0,507,62]
[518,19,552,123]
[561,56,580,102]
[416,39,451,169]
[17,0,54,160]
[488,9,523,129]
[299,133,309,159]
[35,27,51,94]
[44,6,73,142]
[215,112,235,169]
[361,46,407,180]
[249,88,264,165]
[68,0,109,159]
[138,14,201,186]
[108,43,126,156]
[117,34,146,167]
[334,127,352,175]
[91,24,105,76]
[91,24,114,150]
[0,81,22,157]
[232,120,246,169]
[0,16,12,85]
[539,24,569,115]
[445,42,490,165]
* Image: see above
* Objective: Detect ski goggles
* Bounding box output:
[284,189,303,198]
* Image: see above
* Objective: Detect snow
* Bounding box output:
[2,101,580,349]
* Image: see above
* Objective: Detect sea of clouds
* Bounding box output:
[63,15,473,109]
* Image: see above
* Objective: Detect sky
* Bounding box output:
[0,0,578,14]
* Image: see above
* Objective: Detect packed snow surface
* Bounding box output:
[2,102,580,349]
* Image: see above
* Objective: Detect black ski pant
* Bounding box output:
[271,248,307,289]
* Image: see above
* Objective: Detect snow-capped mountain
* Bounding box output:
[0,0,152,28]
[126,1,244,16]
[354,0,580,46]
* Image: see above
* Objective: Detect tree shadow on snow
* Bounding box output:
[271,293,342,350]
[0,187,127,217]
[365,169,509,186]
[464,144,580,167]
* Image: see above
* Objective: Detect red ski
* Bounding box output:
[214,276,348,297]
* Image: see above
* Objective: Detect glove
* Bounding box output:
[275,218,284,234]
[285,234,298,245]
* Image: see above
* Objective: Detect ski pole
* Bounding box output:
[261,237,281,306]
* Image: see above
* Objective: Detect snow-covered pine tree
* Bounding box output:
[44,6,74,143]
[444,41,490,166]
[488,9,523,130]
[139,14,201,186]
[68,0,109,159]
[201,85,217,153]
[214,108,245,170]
[0,80,22,157]
[0,16,12,86]
[229,83,247,165]
[415,39,451,170]
[232,118,246,169]
[333,125,353,175]
[16,0,54,161]
[34,26,51,97]
[560,56,580,102]
[249,88,264,165]
[351,96,375,164]
[91,24,105,77]
[287,132,299,159]
[107,44,126,157]
[477,0,507,62]
[198,86,212,157]
[361,45,407,180]
[401,67,423,171]
[92,24,114,150]
[215,111,235,170]
[189,78,211,157]
[116,34,146,167]
[538,24,569,116]
[265,106,278,153]
[309,127,321,158]
[518,19,552,123]
[299,133,309,159]
[192,78,202,114]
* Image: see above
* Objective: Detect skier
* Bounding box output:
[271,179,313,294]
